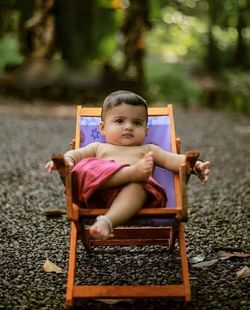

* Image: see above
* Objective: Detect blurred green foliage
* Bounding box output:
[225,71,250,97]
[224,71,250,114]
[144,0,250,113]
[0,33,23,72]
[0,0,249,114]
[145,61,200,106]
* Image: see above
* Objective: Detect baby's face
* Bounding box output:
[99,103,148,146]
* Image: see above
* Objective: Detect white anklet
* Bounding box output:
[96,215,114,237]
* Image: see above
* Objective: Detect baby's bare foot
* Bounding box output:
[131,151,154,182]
[89,215,113,240]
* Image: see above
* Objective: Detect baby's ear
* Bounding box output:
[99,121,105,136]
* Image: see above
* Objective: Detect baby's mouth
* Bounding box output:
[122,133,133,138]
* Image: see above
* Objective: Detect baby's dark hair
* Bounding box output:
[101,90,148,120]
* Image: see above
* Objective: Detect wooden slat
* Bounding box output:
[84,227,172,247]
[73,284,186,299]
[79,207,177,217]
[75,105,82,149]
[88,227,172,239]
[168,104,177,153]
[178,224,191,302]
[78,106,171,117]
[168,104,182,213]
[113,226,171,236]
[148,106,171,115]
[79,107,101,116]
[89,239,170,247]
[174,174,182,211]
[66,223,78,306]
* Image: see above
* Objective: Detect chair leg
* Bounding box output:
[78,219,92,253]
[169,224,178,253]
[178,223,191,302]
[66,222,78,308]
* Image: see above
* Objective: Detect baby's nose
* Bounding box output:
[124,122,133,130]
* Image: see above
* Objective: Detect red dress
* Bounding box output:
[71,158,167,209]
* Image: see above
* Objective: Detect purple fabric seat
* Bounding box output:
[79,115,177,226]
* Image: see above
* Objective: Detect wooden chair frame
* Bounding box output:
[52,105,199,307]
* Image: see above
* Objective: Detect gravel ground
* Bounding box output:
[0,97,249,310]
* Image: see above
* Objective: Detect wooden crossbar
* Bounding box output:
[85,226,172,247]
[73,284,186,299]
[79,207,178,216]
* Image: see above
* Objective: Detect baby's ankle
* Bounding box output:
[89,215,113,240]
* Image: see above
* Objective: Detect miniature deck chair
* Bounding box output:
[52,105,199,307]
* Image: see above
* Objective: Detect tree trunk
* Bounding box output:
[54,0,95,69]
[206,0,221,73]
[120,0,151,87]
[234,4,248,68]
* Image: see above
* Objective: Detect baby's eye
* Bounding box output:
[134,120,143,126]
[115,118,123,124]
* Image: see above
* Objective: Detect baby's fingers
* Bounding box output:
[203,161,210,169]
[45,161,56,173]
[201,161,210,183]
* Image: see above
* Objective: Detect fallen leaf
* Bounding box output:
[236,266,250,279]
[43,258,63,273]
[43,209,65,217]
[188,208,197,215]
[213,247,245,252]
[218,251,250,260]
[190,254,206,264]
[192,259,218,268]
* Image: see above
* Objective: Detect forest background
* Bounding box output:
[0,0,249,115]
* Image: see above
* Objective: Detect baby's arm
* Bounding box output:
[45,142,99,173]
[149,144,185,173]
[149,144,210,183]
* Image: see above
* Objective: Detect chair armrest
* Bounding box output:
[176,151,200,222]
[51,153,67,183]
[51,153,78,221]
[176,164,188,222]
[176,137,181,154]
[70,139,76,149]
[185,151,200,183]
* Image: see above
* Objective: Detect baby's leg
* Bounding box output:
[89,183,147,240]
[100,151,154,190]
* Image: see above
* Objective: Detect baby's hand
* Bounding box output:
[45,158,74,173]
[45,160,57,173]
[194,160,210,184]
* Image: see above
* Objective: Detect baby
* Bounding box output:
[46,90,209,240]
